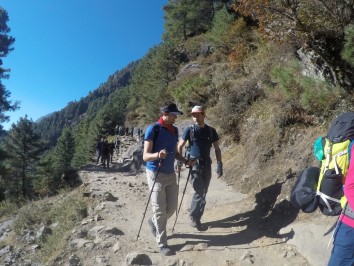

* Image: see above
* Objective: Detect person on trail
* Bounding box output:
[177,105,223,231]
[101,139,110,168]
[143,101,193,256]
[114,136,120,157]
[96,137,104,165]
[109,141,115,163]
[136,128,141,140]
[328,144,354,266]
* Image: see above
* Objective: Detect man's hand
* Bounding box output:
[176,161,183,172]
[217,161,223,178]
[185,158,196,168]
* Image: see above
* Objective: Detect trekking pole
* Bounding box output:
[173,167,182,223]
[177,168,181,186]
[136,159,163,241]
[172,167,192,233]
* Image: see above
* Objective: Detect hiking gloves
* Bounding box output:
[217,161,223,178]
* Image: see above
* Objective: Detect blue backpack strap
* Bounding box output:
[153,122,160,142]
[189,125,194,145]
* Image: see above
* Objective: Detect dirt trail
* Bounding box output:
[75,151,337,266]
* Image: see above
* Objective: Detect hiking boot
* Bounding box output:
[148,218,156,237]
[189,217,198,228]
[189,217,207,231]
[159,245,175,256]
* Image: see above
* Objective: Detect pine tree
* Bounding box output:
[163,0,214,43]
[52,128,75,176]
[72,119,92,168]
[2,116,42,199]
[0,7,18,129]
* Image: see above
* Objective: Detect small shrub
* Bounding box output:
[207,7,239,51]
[12,202,52,235]
[341,24,354,67]
[219,78,264,141]
[169,74,211,109]
[269,60,344,115]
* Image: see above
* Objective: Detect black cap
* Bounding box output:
[160,102,183,115]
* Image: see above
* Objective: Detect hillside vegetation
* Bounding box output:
[1,1,354,264]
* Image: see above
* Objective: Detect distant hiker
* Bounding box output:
[143,101,193,256]
[96,137,104,165]
[177,105,223,231]
[119,125,123,136]
[328,145,354,266]
[140,129,144,141]
[115,124,119,135]
[131,126,134,137]
[101,139,110,168]
[125,127,129,136]
[109,141,115,163]
[114,136,120,157]
[137,128,142,140]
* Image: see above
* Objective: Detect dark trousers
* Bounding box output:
[328,221,354,266]
[189,160,212,222]
[96,152,102,164]
[102,155,110,168]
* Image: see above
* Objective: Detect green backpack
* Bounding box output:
[314,112,354,215]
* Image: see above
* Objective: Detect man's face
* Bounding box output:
[192,112,205,124]
[163,113,177,125]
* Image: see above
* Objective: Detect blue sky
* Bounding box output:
[1,0,167,130]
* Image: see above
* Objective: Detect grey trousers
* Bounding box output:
[146,169,178,247]
[190,161,212,222]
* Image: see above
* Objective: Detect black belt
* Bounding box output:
[197,157,211,165]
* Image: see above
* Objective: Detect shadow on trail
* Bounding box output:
[170,180,299,250]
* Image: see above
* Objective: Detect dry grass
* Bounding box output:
[9,189,87,264]
[0,200,23,222]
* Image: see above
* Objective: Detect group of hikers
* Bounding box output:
[94,101,223,256]
[95,136,120,168]
[142,102,222,256]
[115,124,143,140]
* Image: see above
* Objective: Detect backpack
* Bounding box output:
[290,112,354,215]
[150,122,178,144]
[184,124,214,158]
[315,112,354,215]
[290,167,320,213]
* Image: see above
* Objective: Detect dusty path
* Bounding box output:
[74,156,337,266]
